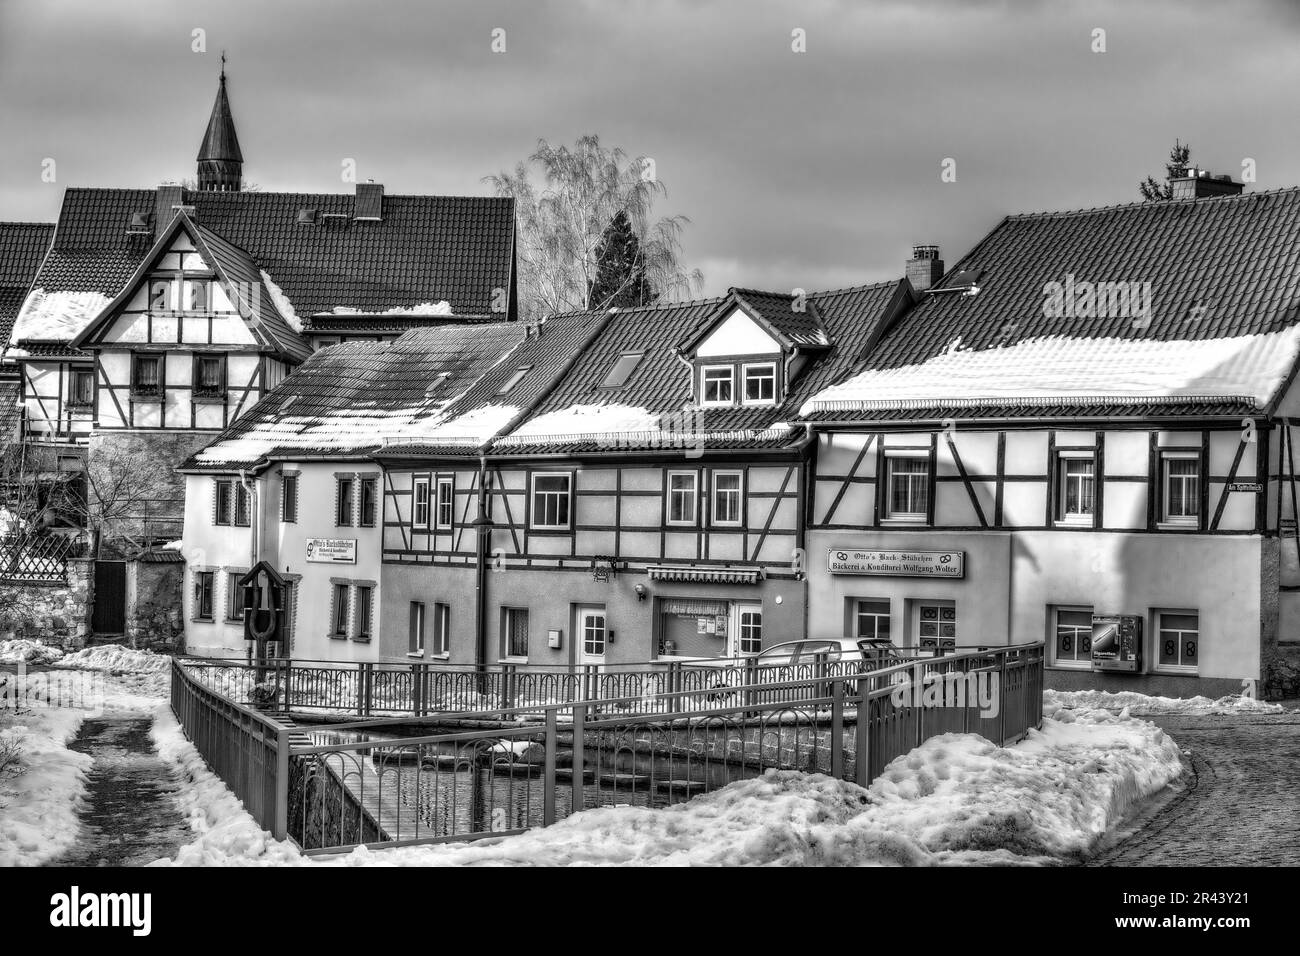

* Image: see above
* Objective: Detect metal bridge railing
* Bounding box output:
[169,644,1044,854]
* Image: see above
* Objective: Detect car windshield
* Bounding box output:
[796,641,842,662]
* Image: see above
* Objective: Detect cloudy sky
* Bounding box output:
[2,0,1298,298]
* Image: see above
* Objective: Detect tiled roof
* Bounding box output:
[730,288,830,348]
[500,281,907,452]
[805,188,1300,418]
[181,322,526,470]
[0,222,55,347]
[22,185,515,340]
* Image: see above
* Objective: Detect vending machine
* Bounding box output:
[1090,614,1143,672]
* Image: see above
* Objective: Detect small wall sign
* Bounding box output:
[1228,481,1262,493]
[306,538,357,564]
[828,548,965,579]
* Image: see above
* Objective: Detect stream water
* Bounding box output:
[52,712,192,867]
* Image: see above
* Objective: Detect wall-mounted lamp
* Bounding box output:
[634,583,648,602]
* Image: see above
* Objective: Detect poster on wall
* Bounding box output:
[827,548,965,578]
[306,538,357,564]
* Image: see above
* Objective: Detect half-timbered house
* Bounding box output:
[0,222,55,452]
[378,282,910,667]
[801,180,1300,697]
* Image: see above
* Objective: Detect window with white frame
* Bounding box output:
[854,598,891,641]
[1056,452,1096,523]
[701,365,734,406]
[435,476,454,530]
[408,601,425,655]
[1161,452,1200,525]
[667,471,698,525]
[531,473,571,530]
[412,477,430,529]
[712,471,742,526]
[1052,606,1093,667]
[433,603,450,656]
[1156,611,1199,671]
[503,607,529,660]
[884,453,930,521]
[738,609,763,654]
[742,363,776,404]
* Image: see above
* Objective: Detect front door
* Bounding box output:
[91,560,127,634]
[729,603,763,657]
[578,606,607,667]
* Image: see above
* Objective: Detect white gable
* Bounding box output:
[695,307,781,357]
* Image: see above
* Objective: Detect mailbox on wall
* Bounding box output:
[1091,614,1143,673]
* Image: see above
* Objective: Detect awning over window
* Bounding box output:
[647,565,763,586]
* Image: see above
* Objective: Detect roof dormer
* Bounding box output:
[677,289,830,409]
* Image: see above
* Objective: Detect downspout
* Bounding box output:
[238,469,258,568]
[471,453,492,678]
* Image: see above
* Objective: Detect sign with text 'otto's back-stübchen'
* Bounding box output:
[306,538,357,564]
[828,548,965,578]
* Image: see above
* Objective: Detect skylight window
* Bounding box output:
[601,351,645,388]
[498,365,532,395]
[425,372,451,402]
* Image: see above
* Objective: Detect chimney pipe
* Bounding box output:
[1170,168,1244,200]
[906,244,944,293]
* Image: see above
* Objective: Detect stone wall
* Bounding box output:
[126,558,186,652]
[0,556,92,649]
[87,430,216,543]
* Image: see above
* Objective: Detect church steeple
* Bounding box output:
[196,57,243,192]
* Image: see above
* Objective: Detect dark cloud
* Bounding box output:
[1,0,1297,297]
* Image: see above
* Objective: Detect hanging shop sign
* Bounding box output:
[827,548,965,579]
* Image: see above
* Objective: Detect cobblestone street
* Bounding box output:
[1093,712,1300,866]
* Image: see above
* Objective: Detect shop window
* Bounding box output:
[854,598,891,641]
[738,609,763,655]
[915,601,956,651]
[1052,606,1093,667]
[1156,611,1199,672]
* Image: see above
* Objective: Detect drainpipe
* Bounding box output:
[471,454,493,682]
[238,469,258,568]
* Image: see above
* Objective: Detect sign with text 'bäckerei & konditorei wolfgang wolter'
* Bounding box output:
[827,548,965,578]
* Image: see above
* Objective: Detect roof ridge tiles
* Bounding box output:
[1003,185,1300,221]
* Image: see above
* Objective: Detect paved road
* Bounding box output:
[1093,712,1300,866]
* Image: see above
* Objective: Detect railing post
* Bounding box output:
[830,680,844,779]
[360,663,373,718]
[571,702,586,812]
[998,651,1007,744]
[410,663,422,717]
[544,708,558,826]
[503,663,516,710]
[274,724,289,841]
[855,677,870,787]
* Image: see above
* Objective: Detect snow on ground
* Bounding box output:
[0,678,91,866]
[333,704,1182,867]
[259,270,303,333]
[0,638,65,664]
[9,289,111,343]
[147,705,306,867]
[1044,688,1283,716]
[800,328,1300,414]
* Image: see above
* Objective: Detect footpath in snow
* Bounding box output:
[2,642,1269,867]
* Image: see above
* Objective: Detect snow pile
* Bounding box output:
[0,697,91,866]
[1044,688,1283,716]
[331,706,1181,867]
[149,706,306,866]
[401,403,520,445]
[0,639,65,665]
[329,302,453,316]
[802,328,1300,413]
[9,289,111,343]
[57,644,171,675]
[259,271,303,333]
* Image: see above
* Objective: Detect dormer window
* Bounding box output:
[742,362,776,405]
[701,365,734,406]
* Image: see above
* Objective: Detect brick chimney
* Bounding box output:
[154,183,185,240]
[354,181,384,221]
[906,244,944,293]
[1171,167,1244,200]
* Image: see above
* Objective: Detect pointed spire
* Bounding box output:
[197,63,243,191]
